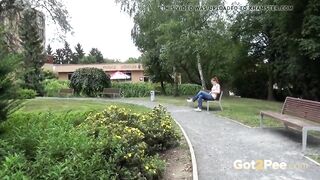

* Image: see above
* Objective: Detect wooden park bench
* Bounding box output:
[188,91,224,111]
[99,88,122,98]
[59,88,74,97]
[260,97,320,152]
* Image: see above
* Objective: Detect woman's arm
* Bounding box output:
[211,84,221,94]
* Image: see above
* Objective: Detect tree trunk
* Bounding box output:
[160,80,166,95]
[267,68,275,101]
[173,66,179,97]
[197,53,206,90]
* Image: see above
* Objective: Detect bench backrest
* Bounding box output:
[281,97,320,123]
[103,88,121,94]
[60,88,74,94]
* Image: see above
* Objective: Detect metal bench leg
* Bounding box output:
[219,102,223,111]
[260,113,264,128]
[207,101,209,111]
[302,127,308,153]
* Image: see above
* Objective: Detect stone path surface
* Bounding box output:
[111,99,320,180]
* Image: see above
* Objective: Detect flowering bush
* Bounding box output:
[0,105,179,179]
[83,105,180,153]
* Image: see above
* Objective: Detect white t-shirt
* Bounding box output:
[210,84,221,99]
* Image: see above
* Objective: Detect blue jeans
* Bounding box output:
[192,91,214,108]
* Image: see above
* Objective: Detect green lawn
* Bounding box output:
[139,96,283,127]
[18,98,149,113]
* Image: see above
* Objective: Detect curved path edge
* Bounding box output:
[172,115,199,180]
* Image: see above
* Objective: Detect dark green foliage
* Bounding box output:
[112,82,154,97]
[89,48,104,63]
[42,70,58,80]
[112,82,201,97]
[0,105,179,179]
[0,27,20,122]
[16,89,37,99]
[46,44,53,55]
[53,48,64,64]
[63,41,73,64]
[19,9,45,96]
[230,0,320,100]
[70,67,111,97]
[73,43,85,64]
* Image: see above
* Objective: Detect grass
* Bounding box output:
[137,95,283,127]
[18,98,149,114]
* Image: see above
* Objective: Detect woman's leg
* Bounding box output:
[192,91,207,101]
[196,92,214,108]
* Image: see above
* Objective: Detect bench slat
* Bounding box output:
[261,111,320,129]
[282,97,320,123]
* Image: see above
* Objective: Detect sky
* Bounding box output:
[46,0,247,62]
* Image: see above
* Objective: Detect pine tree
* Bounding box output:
[46,44,53,55]
[53,48,64,64]
[73,43,85,64]
[19,9,45,96]
[63,41,73,64]
[89,48,104,63]
[0,27,20,122]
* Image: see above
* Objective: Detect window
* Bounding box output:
[68,73,73,80]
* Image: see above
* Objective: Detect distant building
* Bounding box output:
[43,63,148,83]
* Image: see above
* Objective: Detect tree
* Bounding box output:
[53,48,64,64]
[19,9,45,96]
[63,41,73,64]
[0,27,20,122]
[89,48,104,63]
[70,67,111,97]
[119,0,232,94]
[46,44,53,55]
[125,57,142,64]
[231,0,320,100]
[73,43,85,64]
[0,0,71,38]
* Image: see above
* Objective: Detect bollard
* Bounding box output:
[150,90,155,102]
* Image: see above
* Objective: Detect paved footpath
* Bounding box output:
[112,99,320,180]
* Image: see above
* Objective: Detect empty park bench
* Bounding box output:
[59,88,74,97]
[188,91,224,111]
[260,97,320,152]
[99,88,122,98]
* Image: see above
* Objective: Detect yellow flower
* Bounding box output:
[145,166,149,170]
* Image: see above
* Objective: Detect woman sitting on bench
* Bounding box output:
[187,77,221,112]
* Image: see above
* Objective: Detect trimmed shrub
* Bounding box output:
[16,89,37,99]
[43,79,69,97]
[112,82,154,97]
[0,105,180,179]
[112,83,201,97]
[70,68,111,97]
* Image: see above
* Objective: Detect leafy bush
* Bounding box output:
[70,68,111,97]
[43,79,69,97]
[42,70,58,80]
[161,84,202,96]
[16,89,37,99]
[0,105,180,179]
[112,82,154,97]
[112,82,201,97]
